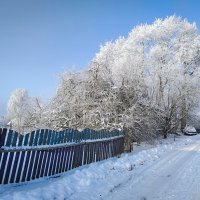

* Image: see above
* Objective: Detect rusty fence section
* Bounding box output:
[0,128,124,185]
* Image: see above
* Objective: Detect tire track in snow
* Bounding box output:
[107,138,200,200]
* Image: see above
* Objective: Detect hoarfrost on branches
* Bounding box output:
[6,16,200,144]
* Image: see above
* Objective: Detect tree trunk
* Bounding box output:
[163,131,167,139]
[181,98,187,132]
[163,116,170,139]
[124,128,132,152]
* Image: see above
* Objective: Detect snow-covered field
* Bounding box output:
[0,134,200,200]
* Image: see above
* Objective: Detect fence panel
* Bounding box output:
[0,128,124,185]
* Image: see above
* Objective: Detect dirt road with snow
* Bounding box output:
[0,135,200,200]
[107,135,200,200]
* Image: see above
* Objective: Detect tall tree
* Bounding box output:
[49,16,200,143]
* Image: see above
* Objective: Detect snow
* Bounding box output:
[184,125,197,133]
[1,135,123,150]
[0,134,200,200]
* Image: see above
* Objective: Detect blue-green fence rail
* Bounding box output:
[0,128,124,185]
[0,128,123,148]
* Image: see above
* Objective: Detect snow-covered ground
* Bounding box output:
[0,134,200,200]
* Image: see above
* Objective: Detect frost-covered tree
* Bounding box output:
[49,71,85,129]
[7,89,46,132]
[23,97,46,130]
[92,16,200,139]
[7,89,31,132]
[49,16,200,145]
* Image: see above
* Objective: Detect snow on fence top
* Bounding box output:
[0,128,124,149]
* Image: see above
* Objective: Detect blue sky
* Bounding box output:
[0,0,200,114]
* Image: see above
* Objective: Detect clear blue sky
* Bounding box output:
[0,0,199,114]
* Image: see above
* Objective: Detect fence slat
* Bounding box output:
[46,130,52,145]
[36,151,44,179]
[43,129,48,145]
[3,152,14,184]
[9,152,20,183]
[60,131,64,144]
[0,128,7,148]
[40,150,47,178]
[34,130,40,146]
[56,148,61,173]
[38,129,44,145]
[44,149,52,177]
[49,149,56,176]
[61,147,67,172]
[54,131,59,145]
[13,132,18,146]
[63,130,67,143]
[71,129,74,143]
[29,131,35,146]
[5,130,13,147]
[51,148,58,175]
[16,151,25,183]
[68,146,74,170]
[0,128,2,146]
[26,151,35,181]
[63,147,70,172]
[21,151,31,182]
[50,131,55,145]
[18,134,24,147]
[72,145,78,168]
[31,151,40,180]
[0,152,8,184]
[58,147,65,173]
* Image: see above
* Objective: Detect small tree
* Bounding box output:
[7,89,46,132]
[7,89,30,132]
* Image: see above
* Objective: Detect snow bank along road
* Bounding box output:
[0,135,200,200]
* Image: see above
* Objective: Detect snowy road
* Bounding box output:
[0,135,200,200]
[107,137,200,200]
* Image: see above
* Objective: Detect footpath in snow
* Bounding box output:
[0,134,199,200]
